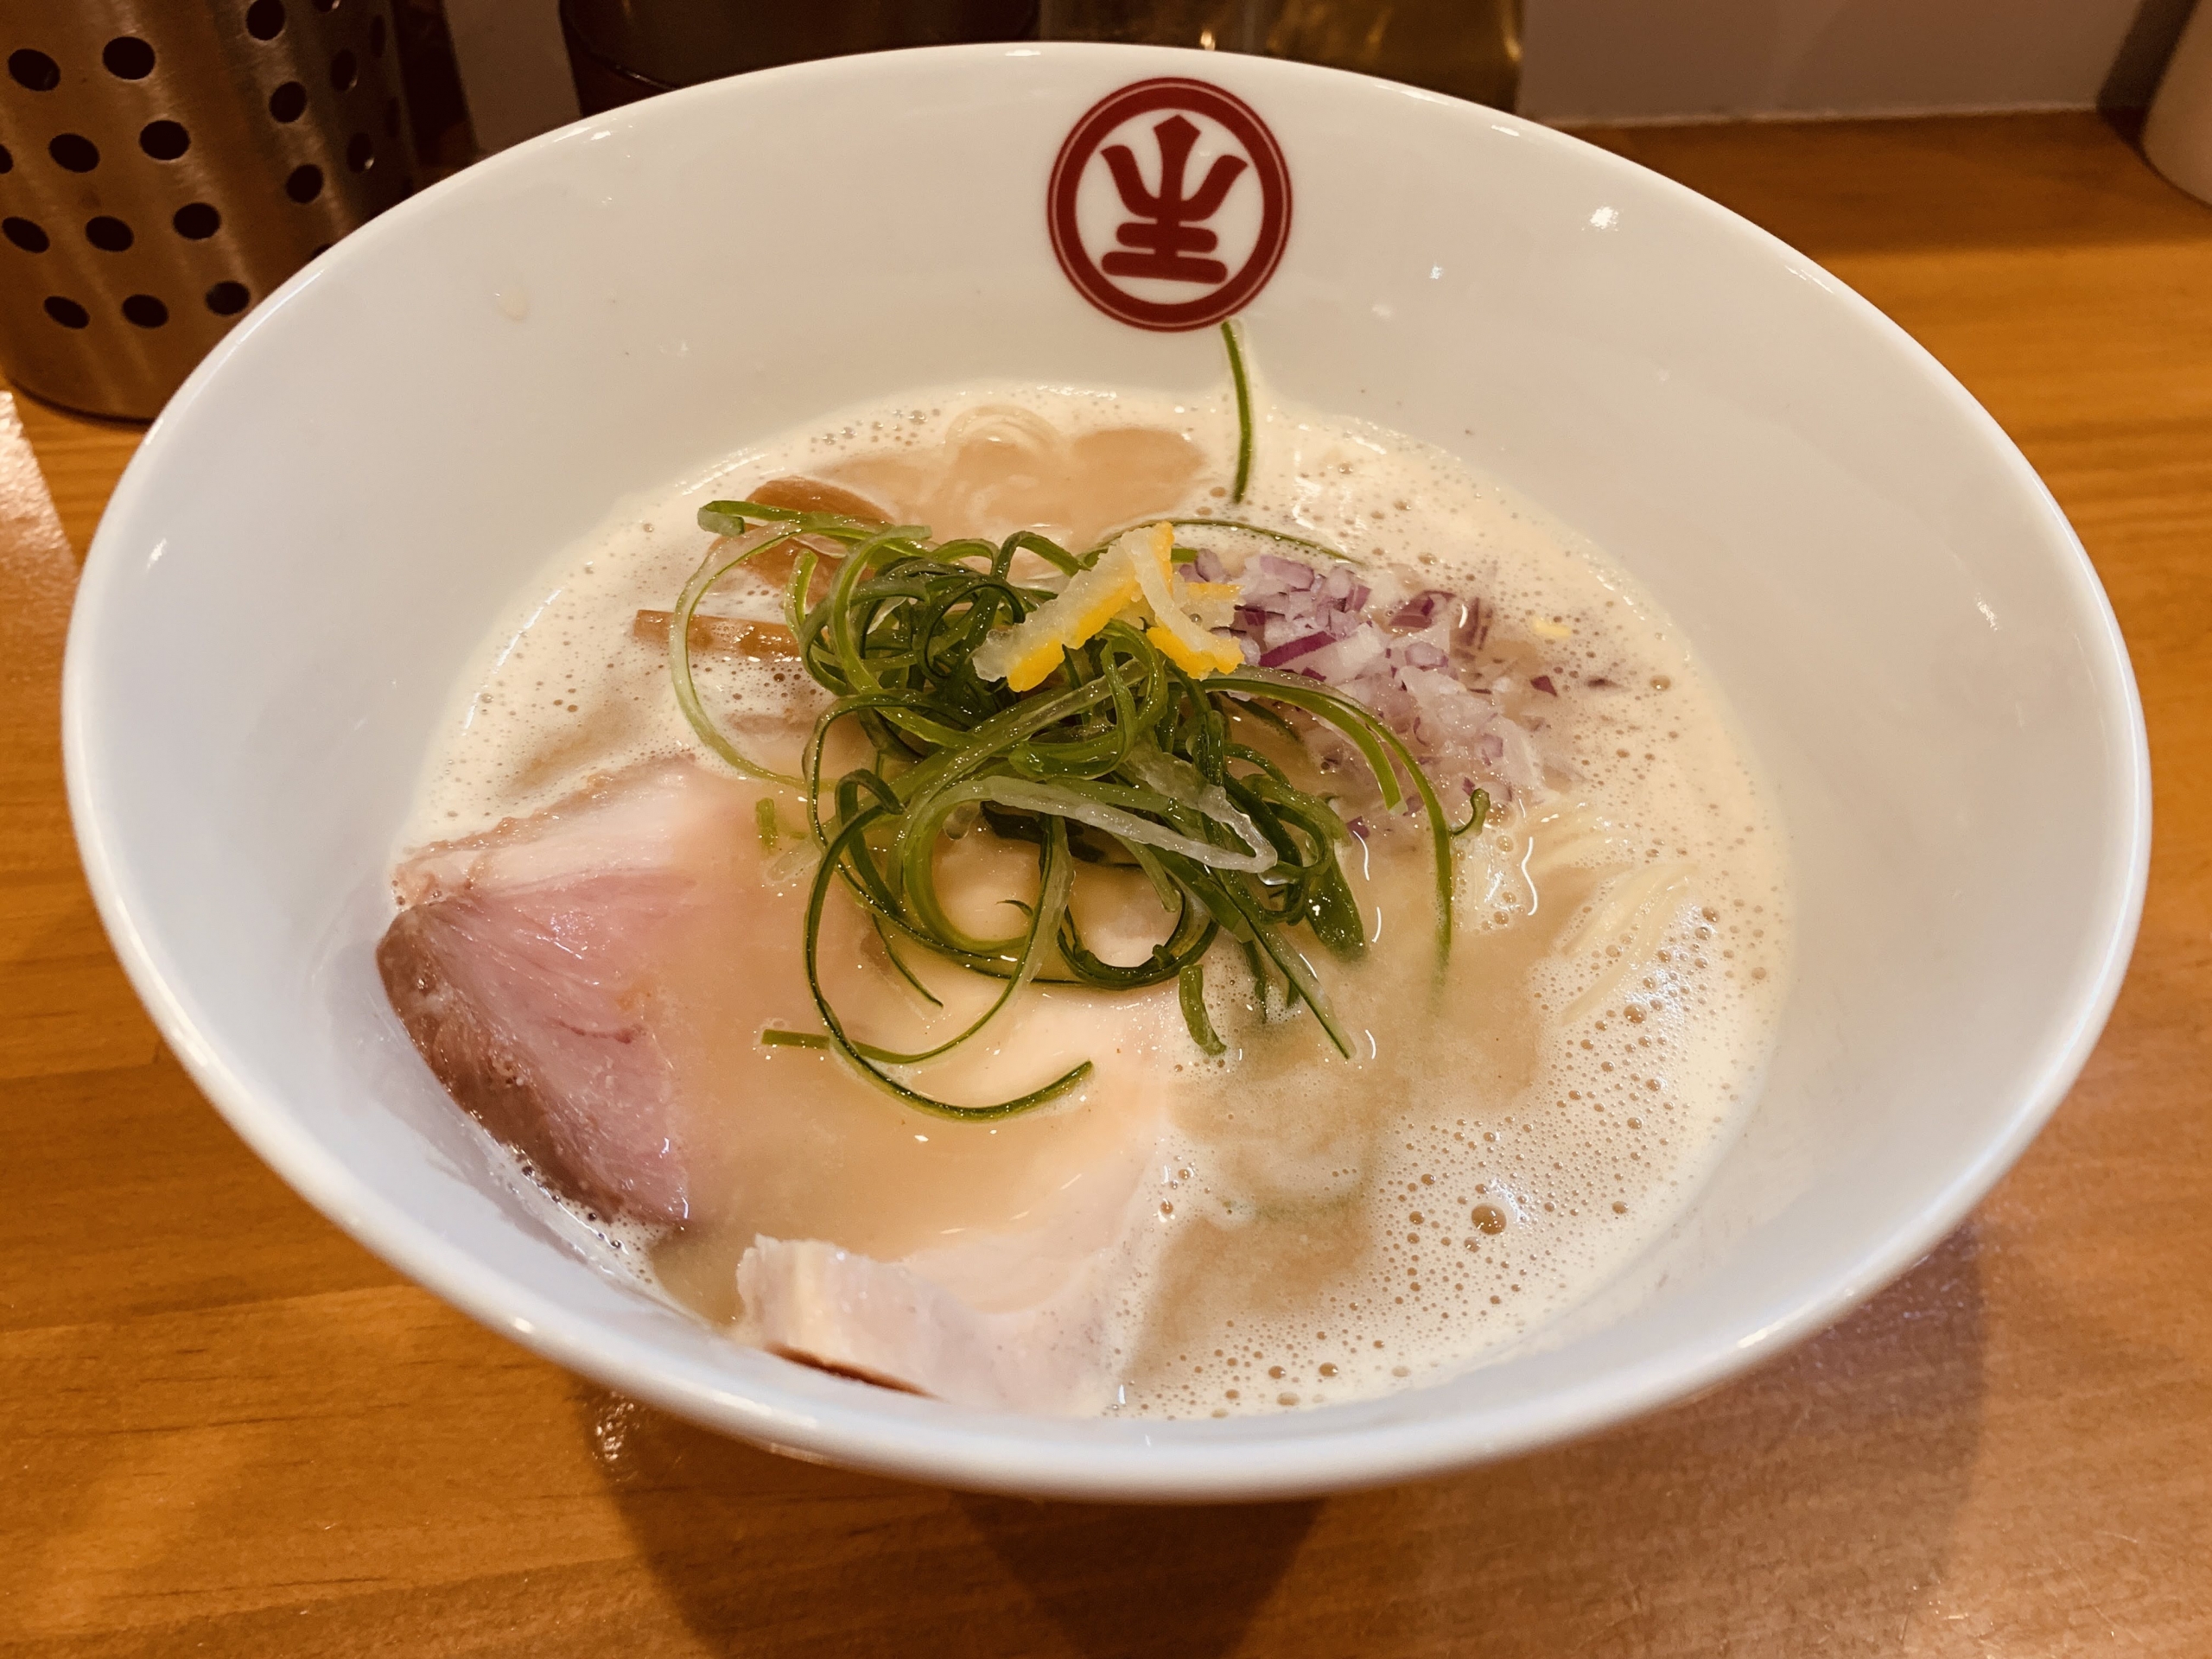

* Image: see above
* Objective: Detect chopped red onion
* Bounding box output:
[1206,547,1548,800]
[1259,632,1335,668]
[1389,588,1455,628]
[1249,554,1315,594]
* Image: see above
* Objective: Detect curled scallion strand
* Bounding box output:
[800,804,1093,1121]
[1217,666,1459,963]
[669,531,807,786]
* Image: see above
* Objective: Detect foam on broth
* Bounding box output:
[401,379,1789,1417]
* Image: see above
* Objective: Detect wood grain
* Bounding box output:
[3,111,2207,1656]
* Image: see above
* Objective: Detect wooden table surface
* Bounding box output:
[3,111,2208,1657]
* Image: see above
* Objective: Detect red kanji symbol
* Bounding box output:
[1049,77,1291,332]
[1100,114,1249,285]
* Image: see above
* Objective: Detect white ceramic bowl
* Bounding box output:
[64,43,2148,1501]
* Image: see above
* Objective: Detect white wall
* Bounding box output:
[1520,0,2194,123]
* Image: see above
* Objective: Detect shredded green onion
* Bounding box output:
[668,332,1469,1121]
[1179,963,1227,1057]
[1223,320,1253,505]
[760,1027,831,1049]
[1454,787,1492,839]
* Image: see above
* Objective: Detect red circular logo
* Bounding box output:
[1047,78,1293,334]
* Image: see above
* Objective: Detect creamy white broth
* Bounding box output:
[397,380,1789,1417]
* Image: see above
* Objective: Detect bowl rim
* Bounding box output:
[61,41,2152,1502]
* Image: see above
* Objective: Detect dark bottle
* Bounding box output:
[562,0,1042,112]
[1039,0,1521,111]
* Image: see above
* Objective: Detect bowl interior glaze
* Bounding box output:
[64,44,2147,1500]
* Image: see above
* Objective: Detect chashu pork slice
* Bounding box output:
[737,1021,1173,1417]
[738,1221,1138,1414]
[378,762,748,1222]
[379,757,1194,1412]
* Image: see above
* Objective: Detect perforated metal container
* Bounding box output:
[0,0,415,421]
